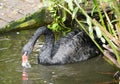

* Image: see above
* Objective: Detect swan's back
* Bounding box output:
[51,31,100,64]
[52,30,80,57]
[36,27,100,65]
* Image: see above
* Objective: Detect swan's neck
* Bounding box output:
[43,33,54,53]
[38,30,55,64]
[29,27,54,47]
[29,28,45,46]
[24,27,54,56]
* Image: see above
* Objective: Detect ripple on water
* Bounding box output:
[0,30,117,84]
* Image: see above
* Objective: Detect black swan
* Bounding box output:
[22,26,100,68]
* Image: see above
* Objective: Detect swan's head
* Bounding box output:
[22,51,31,68]
[22,43,33,68]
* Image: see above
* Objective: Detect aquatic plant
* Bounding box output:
[42,0,120,69]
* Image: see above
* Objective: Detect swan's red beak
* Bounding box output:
[22,52,28,63]
[22,52,31,68]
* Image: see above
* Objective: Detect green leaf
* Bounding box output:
[65,0,73,11]
[77,0,83,3]
[100,37,106,43]
[102,0,112,2]
[72,7,79,20]
[88,26,94,39]
[62,17,66,22]
[62,10,67,22]
[52,23,58,29]
[95,26,102,38]
[48,23,59,31]
[91,5,97,16]
[86,16,91,26]
[86,16,94,39]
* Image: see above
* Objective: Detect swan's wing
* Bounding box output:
[52,30,80,56]
[52,31,99,64]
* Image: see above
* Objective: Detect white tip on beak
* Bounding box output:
[22,62,31,68]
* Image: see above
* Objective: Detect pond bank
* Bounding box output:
[0,0,41,28]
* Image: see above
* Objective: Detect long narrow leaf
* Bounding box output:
[72,7,79,20]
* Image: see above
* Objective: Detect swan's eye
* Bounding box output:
[22,51,28,56]
[25,51,29,56]
[24,51,27,55]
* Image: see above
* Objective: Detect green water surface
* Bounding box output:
[0,29,117,84]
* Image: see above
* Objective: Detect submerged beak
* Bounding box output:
[22,52,31,68]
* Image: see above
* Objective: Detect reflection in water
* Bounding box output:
[22,68,28,83]
[21,59,117,84]
[0,30,117,84]
[22,68,33,84]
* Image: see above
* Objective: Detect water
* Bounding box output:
[0,29,117,84]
